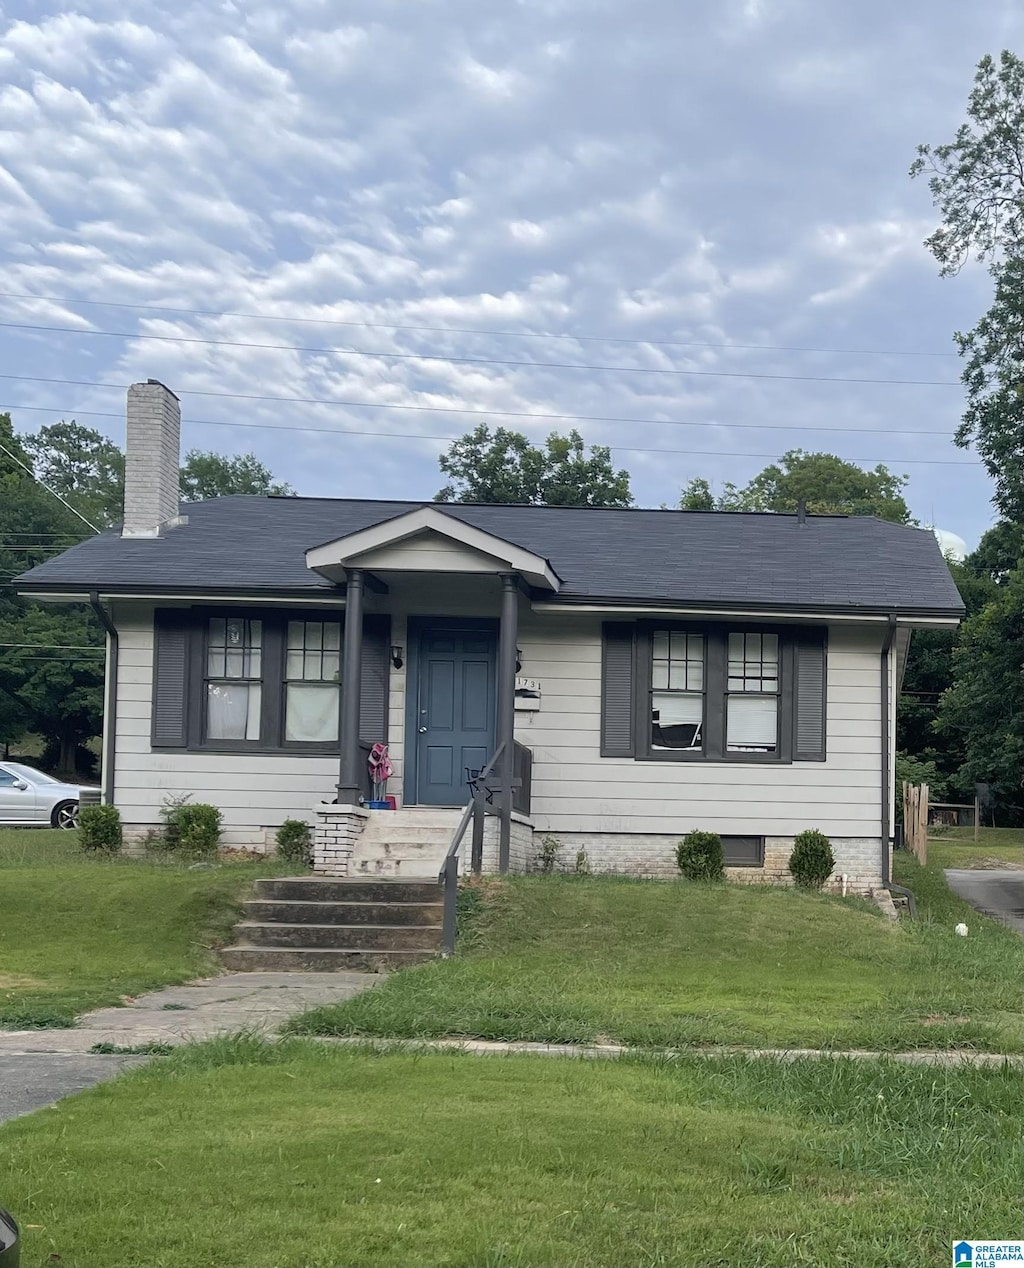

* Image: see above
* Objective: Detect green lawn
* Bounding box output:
[1,1038,1019,1268]
[926,825,1023,871]
[291,874,1023,1053]
[0,828,299,1028]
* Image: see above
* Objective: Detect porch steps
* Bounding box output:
[220,876,444,972]
[349,806,462,878]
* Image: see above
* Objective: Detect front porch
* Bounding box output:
[303,505,555,878]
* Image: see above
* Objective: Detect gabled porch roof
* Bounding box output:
[304,505,562,592]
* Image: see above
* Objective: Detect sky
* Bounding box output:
[0,0,1017,549]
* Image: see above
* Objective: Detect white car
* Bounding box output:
[0,761,95,829]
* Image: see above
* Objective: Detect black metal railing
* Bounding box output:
[438,741,506,957]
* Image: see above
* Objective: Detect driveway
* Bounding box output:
[944,870,1024,935]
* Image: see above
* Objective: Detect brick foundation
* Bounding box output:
[514,831,884,894]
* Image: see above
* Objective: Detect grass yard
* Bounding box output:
[0,828,299,1028]
[291,874,1023,1053]
[926,825,1023,871]
[1,1038,1020,1268]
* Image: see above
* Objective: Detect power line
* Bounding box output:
[0,289,958,359]
[0,439,102,533]
[1,378,960,438]
[0,320,963,387]
[0,401,984,465]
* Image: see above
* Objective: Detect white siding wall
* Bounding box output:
[512,613,883,839]
[111,596,884,857]
[113,603,337,849]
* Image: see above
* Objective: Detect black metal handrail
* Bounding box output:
[438,740,506,957]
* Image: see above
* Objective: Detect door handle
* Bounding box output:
[418,726,428,733]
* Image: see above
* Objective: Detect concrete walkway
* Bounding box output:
[0,971,378,1122]
[0,972,377,1055]
[310,1034,1022,1069]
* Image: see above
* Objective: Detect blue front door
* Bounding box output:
[413,621,497,805]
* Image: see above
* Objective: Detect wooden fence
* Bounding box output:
[902,782,929,864]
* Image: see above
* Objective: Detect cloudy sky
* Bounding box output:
[0,0,1016,547]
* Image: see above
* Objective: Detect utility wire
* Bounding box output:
[0,439,102,533]
[0,405,982,465]
[0,289,958,358]
[2,379,959,438]
[0,643,104,650]
[0,320,963,387]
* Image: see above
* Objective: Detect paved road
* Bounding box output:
[945,869,1024,935]
[0,971,378,1123]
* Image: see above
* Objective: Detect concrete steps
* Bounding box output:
[349,806,462,878]
[221,876,444,972]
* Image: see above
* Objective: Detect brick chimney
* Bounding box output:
[122,380,181,537]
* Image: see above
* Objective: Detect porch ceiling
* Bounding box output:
[304,505,561,591]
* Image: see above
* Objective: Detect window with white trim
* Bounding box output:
[284,620,342,743]
[650,631,704,750]
[726,632,779,753]
[205,617,262,741]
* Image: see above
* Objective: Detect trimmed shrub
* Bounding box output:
[789,829,835,889]
[675,831,724,881]
[175,803,222,857]
[78,804,123,853]
[276,819,313,867]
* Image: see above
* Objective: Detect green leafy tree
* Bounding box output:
[911,50,1024,523]
[22,420,125,529]
[179,450,293,501]
[936,564,1023,814]
[678,477,716,511]
[436,425,632,507]
[680,451,912,522]
[0,414,103,772]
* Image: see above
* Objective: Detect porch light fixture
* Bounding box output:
[390,644,404,670]
[516,647,523,673]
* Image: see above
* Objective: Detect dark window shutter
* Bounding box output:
[152,610,191,747]
[359,615,391,743]
[794,632,826,761]
[601,622,636,757]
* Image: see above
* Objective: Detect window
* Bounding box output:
[204,617,262,742]
[285,620,341,743]
[0,769,18,787]
[726,632,779,753]
[650,631,704,750]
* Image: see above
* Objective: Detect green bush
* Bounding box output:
[276,819,312,866]
[789,829,835,889]
[78,804,123,853]
[175,804,222,857]
[675,831,724,881]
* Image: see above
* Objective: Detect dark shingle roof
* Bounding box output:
[16,496,965,615]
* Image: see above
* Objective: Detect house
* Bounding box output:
[17,381,964,893]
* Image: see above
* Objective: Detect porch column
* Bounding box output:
[336,567,365,804]
[496,572,519,871]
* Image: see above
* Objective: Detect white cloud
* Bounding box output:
[0,0,1009,538]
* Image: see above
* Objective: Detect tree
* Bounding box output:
[179,450,293,501]
[679,451,912,522]
[22,420,125,529]
[679,477,716,511]
[911,50,1024,524]
[953,258,1024,524]
[0,414,103,772]
[936,564,1023,816]
[436,425,632,507]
